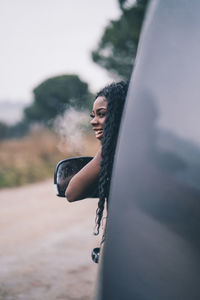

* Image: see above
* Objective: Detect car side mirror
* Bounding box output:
[54,156,99,198]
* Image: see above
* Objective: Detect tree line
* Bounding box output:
[0,0,148,140]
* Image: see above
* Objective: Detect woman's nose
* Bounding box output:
[90,116,98,125]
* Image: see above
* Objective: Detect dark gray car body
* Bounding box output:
[97,1,200,299]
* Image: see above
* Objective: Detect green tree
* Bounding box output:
[91,0,148,81]
[0,121,9,140]
[24,74,93,126]
[0,120,29,140]
[9,121,29,138]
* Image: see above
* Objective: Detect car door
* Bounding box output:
[97,0,200,299]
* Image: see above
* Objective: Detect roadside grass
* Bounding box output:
[0,128,98,188]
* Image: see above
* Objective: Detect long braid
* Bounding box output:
[94,81,128,235]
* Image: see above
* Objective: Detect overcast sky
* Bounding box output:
[1,0,121,103]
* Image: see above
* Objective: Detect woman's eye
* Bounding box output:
[98,112,106,118]
[90,111,106,118]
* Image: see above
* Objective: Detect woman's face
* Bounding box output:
[90,96,107,140]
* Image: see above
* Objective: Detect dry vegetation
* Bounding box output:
[0,128,98,188]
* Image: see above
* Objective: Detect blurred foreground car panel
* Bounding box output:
[97,0,200,299]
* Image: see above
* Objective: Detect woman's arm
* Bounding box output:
[65,148,101,202]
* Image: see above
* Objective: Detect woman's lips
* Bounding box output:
[95,130,103,134]
[94,129,103,138]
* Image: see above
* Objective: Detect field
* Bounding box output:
[0,128,98,188]
[0,128,100,299]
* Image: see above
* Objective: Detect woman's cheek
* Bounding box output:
[102,117,106,126]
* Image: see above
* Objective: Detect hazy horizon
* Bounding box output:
[1,0,121,104]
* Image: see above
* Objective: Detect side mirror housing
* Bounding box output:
[54,156,99,198]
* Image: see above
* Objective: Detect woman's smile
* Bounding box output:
[94,128,103,139]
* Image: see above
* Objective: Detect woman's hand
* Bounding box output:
[65,147,102,202]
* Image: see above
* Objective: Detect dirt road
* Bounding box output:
[0,180,101,300]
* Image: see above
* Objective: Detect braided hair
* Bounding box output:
[94,81,128,235]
